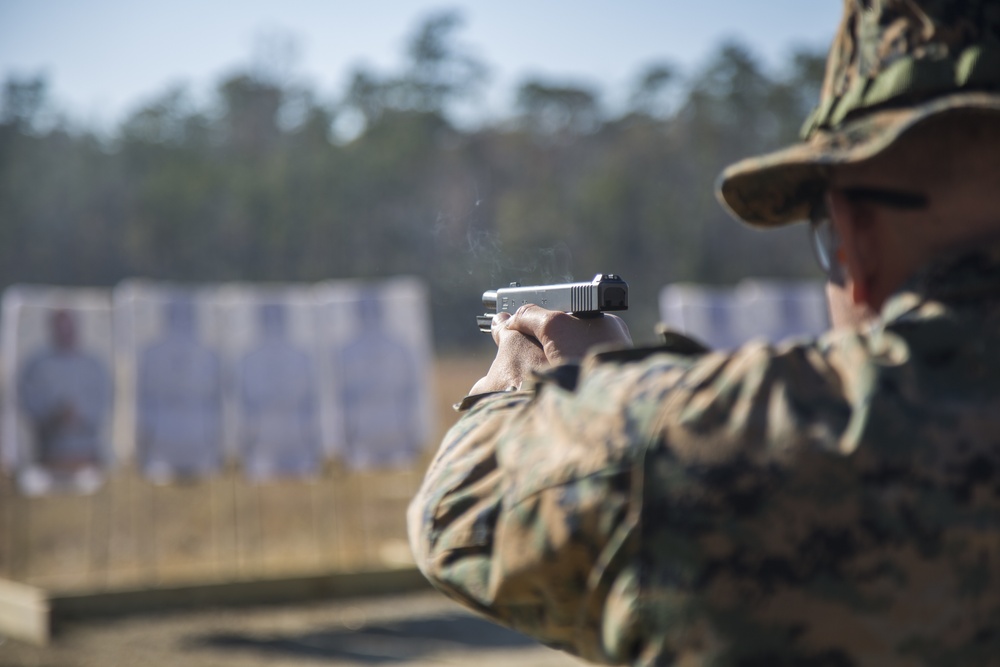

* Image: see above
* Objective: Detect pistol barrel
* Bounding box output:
[483,290,498,311]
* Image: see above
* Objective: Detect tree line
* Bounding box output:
[0,10,828,349]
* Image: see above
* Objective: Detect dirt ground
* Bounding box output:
[0,590,584,667]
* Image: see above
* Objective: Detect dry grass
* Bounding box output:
[0,353,492,591]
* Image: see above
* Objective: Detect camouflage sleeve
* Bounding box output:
[408,327,1000,665]
[408,348,696,662]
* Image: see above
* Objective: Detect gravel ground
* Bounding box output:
[0,591,585,667]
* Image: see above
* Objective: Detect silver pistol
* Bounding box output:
[477,273,628,332]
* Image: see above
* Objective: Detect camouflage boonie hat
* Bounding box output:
[717,0,1000,228]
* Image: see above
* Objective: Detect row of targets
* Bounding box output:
[1,278,435,495]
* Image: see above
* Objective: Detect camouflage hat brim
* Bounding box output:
[716,91,1000,228]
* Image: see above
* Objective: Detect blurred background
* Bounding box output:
[0,1,841,663]
[0,0,841,346]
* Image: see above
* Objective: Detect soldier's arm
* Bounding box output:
[408,347,697,663]
[408,331,883,664]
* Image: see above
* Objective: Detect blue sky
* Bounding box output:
[0,1,843,128]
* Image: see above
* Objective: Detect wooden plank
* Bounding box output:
[1,567,432,646]
[0,578,49,645]
[49,567,431,621]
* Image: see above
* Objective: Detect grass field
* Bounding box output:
[0,354,491,591]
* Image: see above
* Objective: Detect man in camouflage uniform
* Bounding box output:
[409,1,1000,665]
